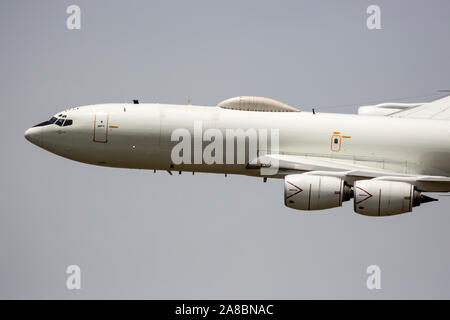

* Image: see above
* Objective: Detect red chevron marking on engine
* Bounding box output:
[286,181,303,199]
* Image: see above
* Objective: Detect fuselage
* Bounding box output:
[24,103,450,177]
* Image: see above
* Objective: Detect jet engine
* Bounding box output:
[353,180,437,216]
[284,174,352,210]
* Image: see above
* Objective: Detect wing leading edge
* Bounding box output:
[388,95,450,120]
[250,154,450,192]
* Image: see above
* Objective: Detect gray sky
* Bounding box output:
[1,0,450,299]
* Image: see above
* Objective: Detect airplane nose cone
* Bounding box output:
[24,127,43,147]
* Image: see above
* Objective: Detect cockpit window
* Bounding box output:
[33,120,52,127]
[33,116,73,127]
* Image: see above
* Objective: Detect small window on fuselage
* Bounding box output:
[49,117,57,123]
[55,118,64,126]
[63,119,73,126]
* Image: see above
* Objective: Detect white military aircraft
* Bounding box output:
[25,95,450,216]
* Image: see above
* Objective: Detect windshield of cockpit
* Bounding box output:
[33,114,73,127]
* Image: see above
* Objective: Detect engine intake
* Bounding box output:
[284,174,352,210]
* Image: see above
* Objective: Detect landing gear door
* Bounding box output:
[93,112,109,143]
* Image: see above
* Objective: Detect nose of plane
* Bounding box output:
[24,127,43,147]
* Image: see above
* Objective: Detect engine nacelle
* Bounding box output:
[353,180,435,216]
[284,174,352,210]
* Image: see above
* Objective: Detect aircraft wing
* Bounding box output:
[251,154,387,175]
[388,95,450,120]
[250,154,450,192]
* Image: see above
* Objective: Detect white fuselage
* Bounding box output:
[25,103,450,179]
